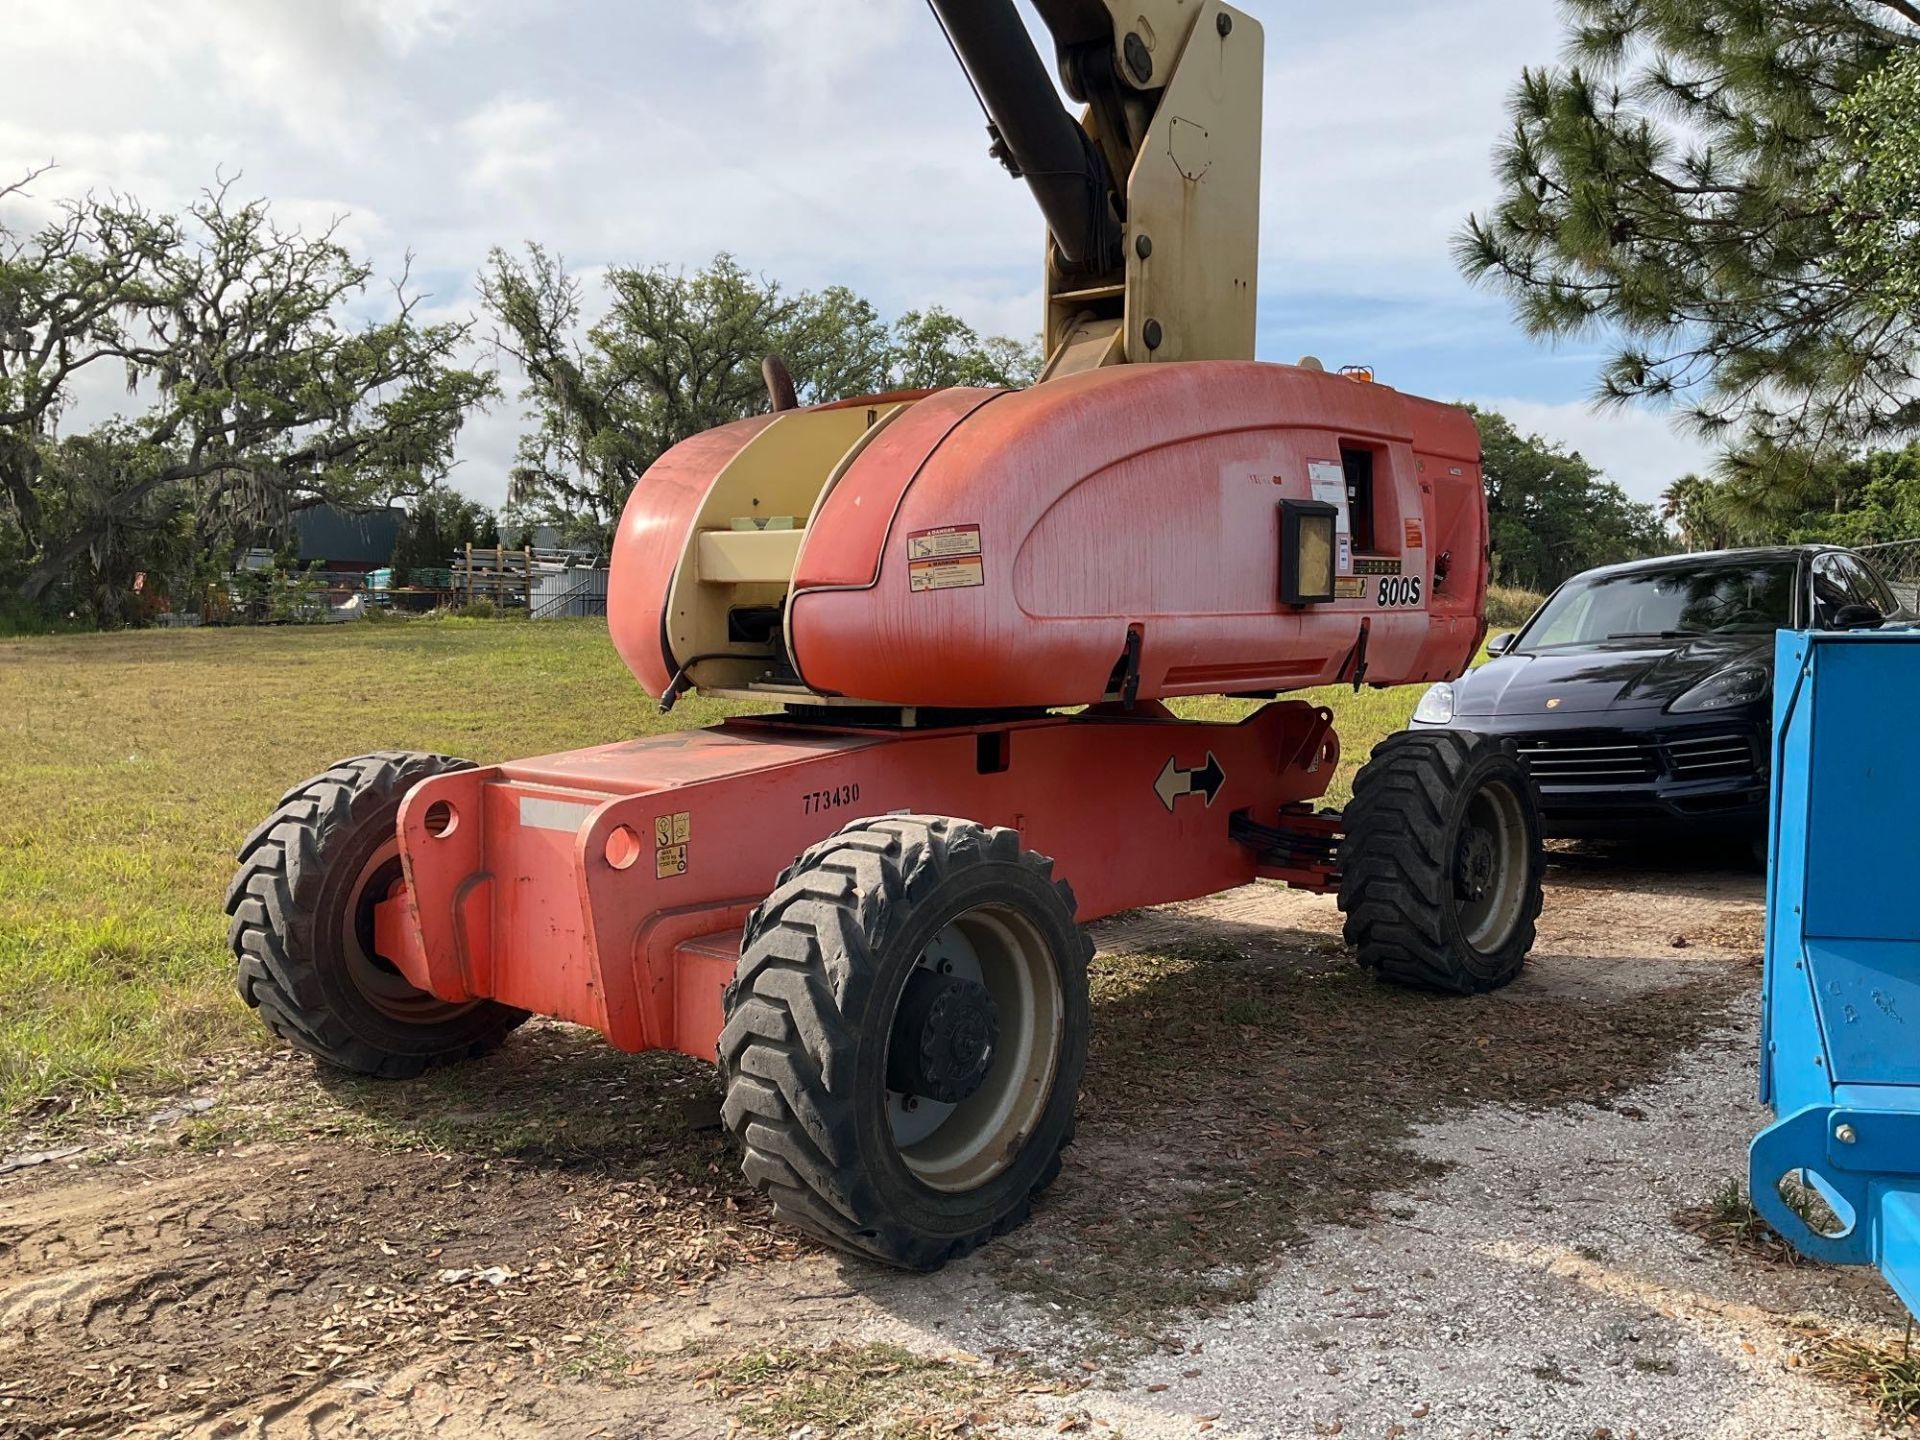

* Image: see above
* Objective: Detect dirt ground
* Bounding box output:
[3,851,1910,1440]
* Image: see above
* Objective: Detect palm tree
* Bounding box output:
[1661,475,1715,552]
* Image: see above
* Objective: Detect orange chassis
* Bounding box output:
[373,700,1341,1062]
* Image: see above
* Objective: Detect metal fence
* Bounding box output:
[530,567,610,620]
[1858,539,1920,615]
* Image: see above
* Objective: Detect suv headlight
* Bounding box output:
[1668,665,1769,714]
[1412,682,1456,725]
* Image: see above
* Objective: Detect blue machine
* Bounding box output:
[1753,627,1920,1317]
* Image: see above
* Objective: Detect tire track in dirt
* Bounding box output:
[0,1144,790,1439]
[0,861,1773,1438]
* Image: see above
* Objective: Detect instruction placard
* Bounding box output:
[654,811,691,878]
[909,556,985,592]
[1308,459,1353,574]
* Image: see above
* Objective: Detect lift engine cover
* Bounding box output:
[608,362,1489,710]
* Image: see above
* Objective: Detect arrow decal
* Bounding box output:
[1154,752,1227,812]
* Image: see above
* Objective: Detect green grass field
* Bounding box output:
[0,616,1469,1125]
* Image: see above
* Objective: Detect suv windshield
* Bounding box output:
[1520,559,1797,651]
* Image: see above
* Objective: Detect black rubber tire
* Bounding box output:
[226,751,528,1078]
[1338,730,1545,995]
[718,816,1092,1271]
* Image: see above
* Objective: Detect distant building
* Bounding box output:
[291,503,405,575]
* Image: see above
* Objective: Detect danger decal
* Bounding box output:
[906,523,986,593]
[907,525,982,561]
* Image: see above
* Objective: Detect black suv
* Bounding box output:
[1408,546,1904,843]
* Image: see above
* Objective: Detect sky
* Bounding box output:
[0,0,1718,511]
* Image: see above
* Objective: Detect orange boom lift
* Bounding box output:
[229,0,1545,1269]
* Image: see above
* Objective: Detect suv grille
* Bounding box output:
[1515,729,1759,789]
[1516,739,1658,785]
[1664,731,1758,781]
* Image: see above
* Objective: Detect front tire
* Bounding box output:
[718,816,1092,1271]
[1339,730,1545,994]
[226,752,528,1078]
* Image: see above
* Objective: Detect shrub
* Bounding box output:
[1486,584,1545,630]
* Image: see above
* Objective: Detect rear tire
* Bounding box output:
[718,816,1091,1271]
[1339,730,1544,994]
[226,752,528,1078]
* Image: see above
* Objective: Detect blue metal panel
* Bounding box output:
[1753,627,1920,1319]
[1807,941,1920,1085]
[1803,640,1920,941]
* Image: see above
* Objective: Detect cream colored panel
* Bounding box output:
[695,529,808,585]
[1040,315,1127,382]
[1124,0,1262,365]
[665,406,881,688]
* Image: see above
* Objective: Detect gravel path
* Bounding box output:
[845,1011,1897,1440]
[844,866,1908,1440]
[1114,1021,1878,1439]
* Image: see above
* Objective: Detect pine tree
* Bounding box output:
[1459,2,1920,461]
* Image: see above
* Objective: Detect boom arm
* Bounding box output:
[928,0,1124,272]
[929,0,1263,377]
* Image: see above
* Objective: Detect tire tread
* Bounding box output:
[227,752,526,1077]
[719,815,1090,1270]
[1338,730,1545,994]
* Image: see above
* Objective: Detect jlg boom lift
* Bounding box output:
[229,0,1547,1269]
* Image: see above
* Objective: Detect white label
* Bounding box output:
[519,796,596,832]
[1308,460,1348,516]
[1308,459,1353,564]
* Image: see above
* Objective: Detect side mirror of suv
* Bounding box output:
[1832,603,1886,631]
[1486,631,1517,656]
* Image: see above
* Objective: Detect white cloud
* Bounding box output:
[692,0,912,103]
[1254,0,1562,299]
[1473,397,1719,508]
[1,0,1723,511]
[346,0,473,53]
[459,97,572,193]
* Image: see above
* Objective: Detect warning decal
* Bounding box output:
[1334,577,1366,600]
[909,556,985,592]
[654,811,691,878]
[1404,517,1425,550]
[907,524,982,561]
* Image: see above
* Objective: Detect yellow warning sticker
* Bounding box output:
[655,811,691,878]
[1335,577,1366,600]
[909,555,985,592]
[907,524,982,561]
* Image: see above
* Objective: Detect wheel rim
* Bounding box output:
[346,842,480,1024]
[885,905,1064,1193]
[1452,779,1530,953]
